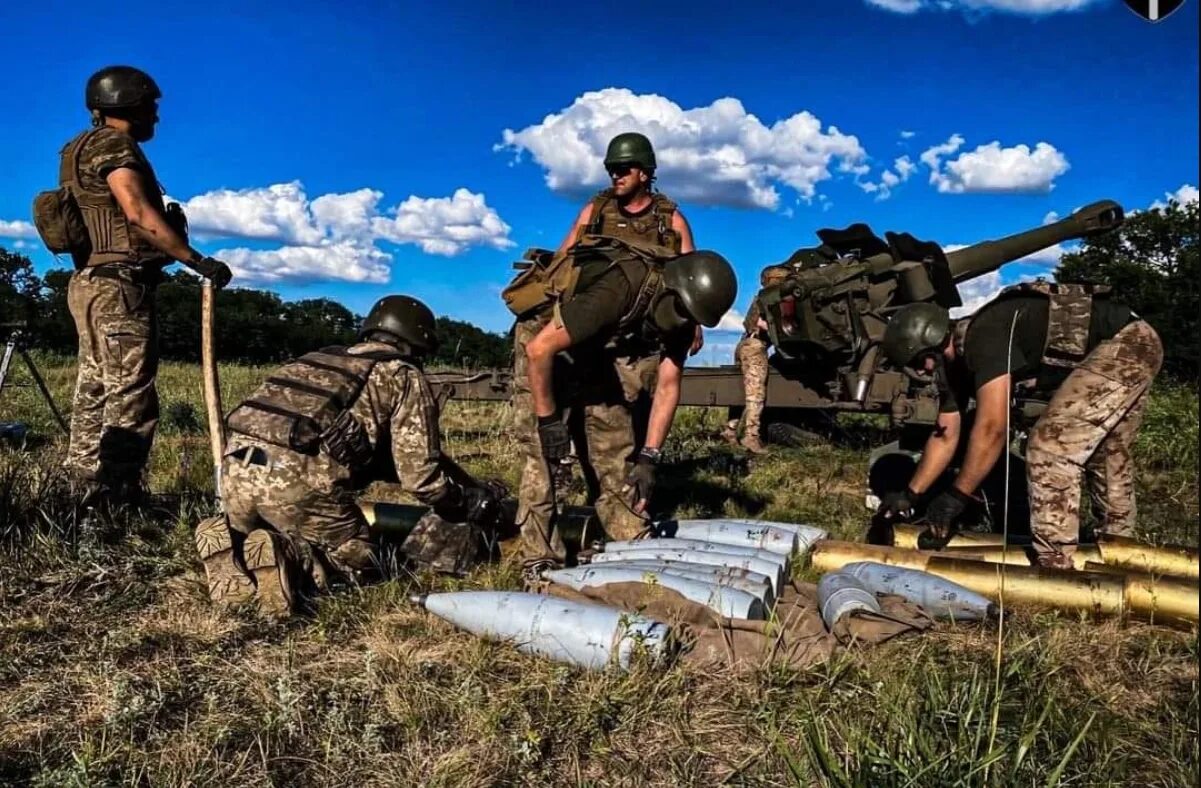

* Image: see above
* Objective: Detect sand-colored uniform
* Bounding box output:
[513,190,684,562]
[220,341,465,585]
[951,285,1161,563]
[61,126,170,490]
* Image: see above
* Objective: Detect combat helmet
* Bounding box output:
[882,303,952,369]
[657,251,738,330]
[359,295,440,355]
[604,132,657,172]
[86,66,162,111]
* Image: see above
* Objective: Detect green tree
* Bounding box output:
[1056,198,1198,377]
[0,248,40,327]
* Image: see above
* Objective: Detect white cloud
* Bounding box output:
[1151,183,1199,210]
[867,0,1100,14]
[860,154,918,201]
[716,308,747,332]
[497,88,868,211]
[217,242,393,285]
[951,270,1004,318]
[0,219,37,240]
[164,181,514,285]
[1042,210,1060,224]
[922,137,1069,194]
[899,130,917,140]
[372,189,515,256]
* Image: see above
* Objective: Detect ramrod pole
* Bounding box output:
[201,280,225,500]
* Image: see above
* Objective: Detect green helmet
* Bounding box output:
[604,132,657,171]
[86,65,161,111]
[881,303,951,369]
[359,295,439,355]
[659,251,738,329]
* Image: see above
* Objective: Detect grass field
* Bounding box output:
[1,355,1197,786]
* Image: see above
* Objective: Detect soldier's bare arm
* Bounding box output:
[555,203,595,253]
[525,322,574,417]
[673,210,695,254]
[908,410,961,495]
[107,168,198,263]
[951,375,1010,494]
[645,355,683,451]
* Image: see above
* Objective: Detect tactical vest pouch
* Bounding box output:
[1043,285,1105,367]
[31,188,90,266]
[225,349,381,459]
[501,247,576,318]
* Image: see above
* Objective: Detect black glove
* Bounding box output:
[622,448,660,515]
[191,255,233,290]
[464,480,508,527]
[537,414,571,462]
[924,487,975,543]
[877,487,920,520]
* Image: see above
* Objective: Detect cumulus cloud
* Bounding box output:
[167,181,513,284]
[950,270,1004,318]
[899,130,917,140]
[1151,183,1199,210]
[216,242,393,285]
[920,135,1069,194]
[860,154,919,200]
[716,308,747,332]
[497,88,868,211]
[0,219,37,240]
[866,0,1100,14]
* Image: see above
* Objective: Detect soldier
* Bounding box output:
[56,66,232,507]
[513,241,736,568]
[509,132,709,566]
[195,295,506,617]
[877,282,1162,569]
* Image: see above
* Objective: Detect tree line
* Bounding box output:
[0,260,512,369]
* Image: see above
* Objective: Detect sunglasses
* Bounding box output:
[606,164,638,178]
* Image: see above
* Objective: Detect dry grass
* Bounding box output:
[0,355,1197,786]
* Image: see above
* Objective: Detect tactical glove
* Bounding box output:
[464,479,508,527]
[924,487,975,545]
[877,487,921,520]
[621,448,660,516]
[191,256,233,290]
[537,414,571,462]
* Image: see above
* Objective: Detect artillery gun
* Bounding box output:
[432,201,1125,442]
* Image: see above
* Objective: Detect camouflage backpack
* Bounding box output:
[31,130,99,268]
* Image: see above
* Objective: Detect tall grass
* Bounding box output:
[0,358,1197,786]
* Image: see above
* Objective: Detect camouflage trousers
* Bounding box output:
[1026,320,1163,561]
[512,317,647,563]
[64,265,160,489]
[221,441,375,590]
[726,334,769,439]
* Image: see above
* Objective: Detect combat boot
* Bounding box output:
[194,515,256,608]
[740,435,769,455]
[242,529,297,619]
[720,421,739,446]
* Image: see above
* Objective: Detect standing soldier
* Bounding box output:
[53,66,232,507]
[877,282,1162,568]
[509,132,706,567]
[196,296,506,617]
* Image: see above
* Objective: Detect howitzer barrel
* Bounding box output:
[945,200,1124,283]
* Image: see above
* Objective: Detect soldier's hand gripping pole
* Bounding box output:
[201,280,226,500]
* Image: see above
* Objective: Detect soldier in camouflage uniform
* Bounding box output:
[511,133,702,564]
[196,296,506,617]
[55,66,232,507]
[878,283,1162,569]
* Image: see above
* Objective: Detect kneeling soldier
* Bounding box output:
[196,295,505,616]
[878,281,1162,568]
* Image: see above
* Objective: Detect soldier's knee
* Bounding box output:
[328,537,377,572]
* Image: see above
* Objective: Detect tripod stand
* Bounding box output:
[0,327,69,435]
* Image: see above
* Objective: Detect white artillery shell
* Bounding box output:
[590,548,784,594]
[602,538,790,573]
[817,571,881,630]
[662,520,800,556]
[545,566,766,620]
[843,561,996,621]
[418,591,673,671]
[719,519,829,554]
[593,559,775,606]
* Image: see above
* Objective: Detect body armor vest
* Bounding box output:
[226,346,410,467]
[60,128,170,268]
[960,279,1114,382]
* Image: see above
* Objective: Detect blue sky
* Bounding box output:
[1,0,1197,364]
